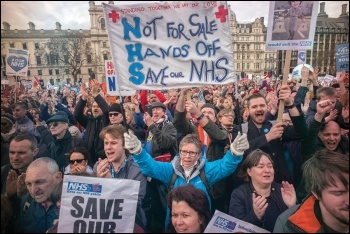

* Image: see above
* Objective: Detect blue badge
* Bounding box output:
[263,128,269,133]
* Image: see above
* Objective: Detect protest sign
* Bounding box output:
[58,175,140,233]
[335,43,349,72]
[6,48,29,76]
[297,50,306,65]
[204,210,270,233]
[105,60,135,96]
[266,1,319,50]
[103,1,235,90]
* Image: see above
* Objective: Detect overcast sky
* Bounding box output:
[1,1,348,30]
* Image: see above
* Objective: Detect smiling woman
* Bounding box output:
[228,149,297,232]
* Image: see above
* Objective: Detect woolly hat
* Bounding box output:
[151,102,166,110]
[1,113,16,125]
[109,103,122,113]
[46,111,69,125]
[202,90,211,97]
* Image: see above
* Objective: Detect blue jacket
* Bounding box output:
[133,148,243,228]
[16,193,58,233]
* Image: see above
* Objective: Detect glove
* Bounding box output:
[230,132,249,156]
[124,131,142,155]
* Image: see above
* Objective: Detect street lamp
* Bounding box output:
[241,45,245,79]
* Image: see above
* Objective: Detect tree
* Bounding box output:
[48,35,92,84]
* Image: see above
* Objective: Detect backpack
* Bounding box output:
[168,168,213,199]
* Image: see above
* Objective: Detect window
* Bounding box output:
[87,54,92,63]
[55,69,59,75]
[65,69,70,75]
[88,68,93,75]
[49,69,53,75]
[76,55,81,63]
[66,78,71,84]
[50,79,54,85]
[101,18,106,29]
[1,56,5,67]
[35,43,40,49]
[103,54,108,61]
[103,41,107,48]
[237,64,240,69]
[3,71,7,76]
[64,55,69,64]
[36,56,42,65]
[38,70,42,75]
[77,68,81,74]
[27,70,30,76]
[50,53,58,65]
[10,42,14,48]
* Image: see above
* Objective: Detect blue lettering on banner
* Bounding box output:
[68,182,102,195]
[213,216,236,231]
[300,41,312,46]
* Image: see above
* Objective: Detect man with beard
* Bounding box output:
[237,85,307,187]
[274,149,349,233]
[143,101,178,232]
[74,82,109,166]
[296,99,349,202]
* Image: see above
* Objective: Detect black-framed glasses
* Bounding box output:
[109,112,121,117]
[69,159,85,165]
[180,150,199,157]
[48,122,60,128]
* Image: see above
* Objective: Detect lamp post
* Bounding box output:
[241,45,245,79]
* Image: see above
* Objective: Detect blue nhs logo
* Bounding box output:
[300,41,312,46]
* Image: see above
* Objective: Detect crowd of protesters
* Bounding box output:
[1,67,349,233]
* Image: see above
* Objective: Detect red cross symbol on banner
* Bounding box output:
[109,10,120,23]
[215,5,228,23]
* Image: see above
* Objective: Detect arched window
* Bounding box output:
[101,18,106,30]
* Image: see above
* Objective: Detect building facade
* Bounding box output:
[1,1,348,88]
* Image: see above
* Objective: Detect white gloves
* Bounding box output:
[124,131,142,155]
[230,132,249,156]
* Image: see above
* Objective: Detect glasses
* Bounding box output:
[180,150,199,157]
[109,112,121,117]
[69,159,86,165]
[48,122,60,128]
[222,114,234,118]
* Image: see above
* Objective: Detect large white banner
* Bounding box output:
[204,210,270,233]
[58,175,140,233]
[6,48,29,77]
[103,1,235,90]
[266,1,319,50]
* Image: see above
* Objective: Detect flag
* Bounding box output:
[33,76,41,90]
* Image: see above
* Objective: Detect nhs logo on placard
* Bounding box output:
[213,216,236,231]
[67,182,102,195]
[300,41,312,46]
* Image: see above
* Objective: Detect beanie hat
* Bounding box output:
[46,112,69,125]
[151,102,166,110]
[109,103,122,113]
[1,113,16,125]
[202,90,210,97]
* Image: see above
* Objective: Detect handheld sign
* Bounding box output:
[103,1,235,90]
[58,175,140,233]
[6,49,29,77]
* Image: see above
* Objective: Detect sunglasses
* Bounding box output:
[109,112,121,117]
[69,159,85,165]
[48,122,60,128]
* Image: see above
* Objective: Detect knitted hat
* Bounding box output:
[109,103,122,113]
[46,112,69,124]
[202,90,210,97]
[1,113,16,125]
